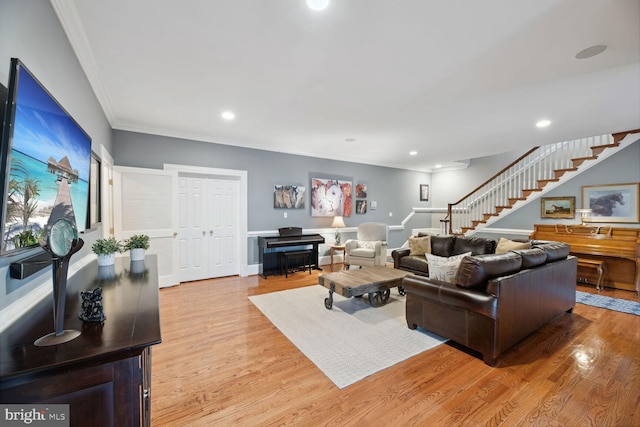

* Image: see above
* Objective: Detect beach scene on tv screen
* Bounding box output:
[2,65,91,253]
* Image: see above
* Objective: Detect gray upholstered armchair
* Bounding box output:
[344,222,388,269]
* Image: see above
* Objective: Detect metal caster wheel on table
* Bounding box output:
[368,288,390,307]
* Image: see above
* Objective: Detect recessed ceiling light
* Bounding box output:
[575,45,607,60]
[435,164,442,168]
[345,138,357,142]
[409,151,418,156]
[221,111,235,120]
[536,119,551,128]
[306,0,329,11]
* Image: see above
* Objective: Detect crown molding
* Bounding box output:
[51,0,116,125]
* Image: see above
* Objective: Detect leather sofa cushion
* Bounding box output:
[430,236,455,257]
[399,255,429,272]
[511,248,547,268]
[455,252,523,290]
[453,236,496,255]
[534,242,570,262]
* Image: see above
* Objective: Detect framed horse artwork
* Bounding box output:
[582,183,639,223]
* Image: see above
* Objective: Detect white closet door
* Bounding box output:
[113,166,179,288]
[178,175,240,281]
[208,179,239,278]
[177,176,208,282]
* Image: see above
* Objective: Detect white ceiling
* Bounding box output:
[52,0,640,172]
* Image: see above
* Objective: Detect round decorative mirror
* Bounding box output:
[48,218,78,258]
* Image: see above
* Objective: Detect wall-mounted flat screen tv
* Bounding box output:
[0,58,92,255]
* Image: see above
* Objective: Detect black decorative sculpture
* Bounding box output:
[79,287,106,322]
[34,218,84,346]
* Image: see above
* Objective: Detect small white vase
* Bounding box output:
[130,248,145,262]
[97,253,116,266]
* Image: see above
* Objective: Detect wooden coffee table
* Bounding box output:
[318,267,412,309]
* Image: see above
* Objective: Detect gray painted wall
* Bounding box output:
[0,0,113,310]
[112,130,435,262]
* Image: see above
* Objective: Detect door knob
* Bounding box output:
[202,230,206,236]
[173,232,177,237]
[210,230,214,235]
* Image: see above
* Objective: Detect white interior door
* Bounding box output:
[177,175,240,281]
[208,179,239,278]
[113,166,179,288]
[178,176,208,282]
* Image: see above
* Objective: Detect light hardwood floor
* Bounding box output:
[151,265,640,426]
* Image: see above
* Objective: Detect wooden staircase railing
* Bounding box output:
[443,134,618,235]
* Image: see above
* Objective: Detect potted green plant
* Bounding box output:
[91,237,122,266]
[123,234,150,262]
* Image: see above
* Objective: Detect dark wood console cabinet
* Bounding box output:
[0,255,162,426]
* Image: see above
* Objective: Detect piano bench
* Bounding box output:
[577,258,605,291]
[281,250,312,278]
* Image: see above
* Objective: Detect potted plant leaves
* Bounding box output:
[91,237,122,266]
[123,234,150,262]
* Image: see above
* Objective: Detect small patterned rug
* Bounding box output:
[576,291,640,316]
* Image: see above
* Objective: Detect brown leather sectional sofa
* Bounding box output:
[401,241,577,366]
[392,235,497,276]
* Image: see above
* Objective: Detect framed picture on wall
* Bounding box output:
[540,197,575,219]
[356,200,367,214]
[310,178,353,217]
[274,185,305,209]
[582,183,639,223]
[420,184,429,201]
[356,183,367,198]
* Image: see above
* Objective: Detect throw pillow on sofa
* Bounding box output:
[425,252,471,282]
[409,235,431,256]
[495,237,531,254]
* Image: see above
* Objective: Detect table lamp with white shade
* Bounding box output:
[331,216,346,244]
[575,208,593,225]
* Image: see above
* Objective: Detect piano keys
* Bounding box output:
[258,228,325,278]
[530,224,640,292]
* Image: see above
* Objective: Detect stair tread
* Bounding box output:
[590,143,619,149]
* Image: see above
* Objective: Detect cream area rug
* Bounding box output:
[249,285,446,389]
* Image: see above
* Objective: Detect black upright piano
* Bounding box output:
[257,227,325,278]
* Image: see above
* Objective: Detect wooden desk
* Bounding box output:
[0,255,161,426]
[328,244,346,271]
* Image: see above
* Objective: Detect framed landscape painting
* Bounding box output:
[540,197,575,219]
[582,183,639,223]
